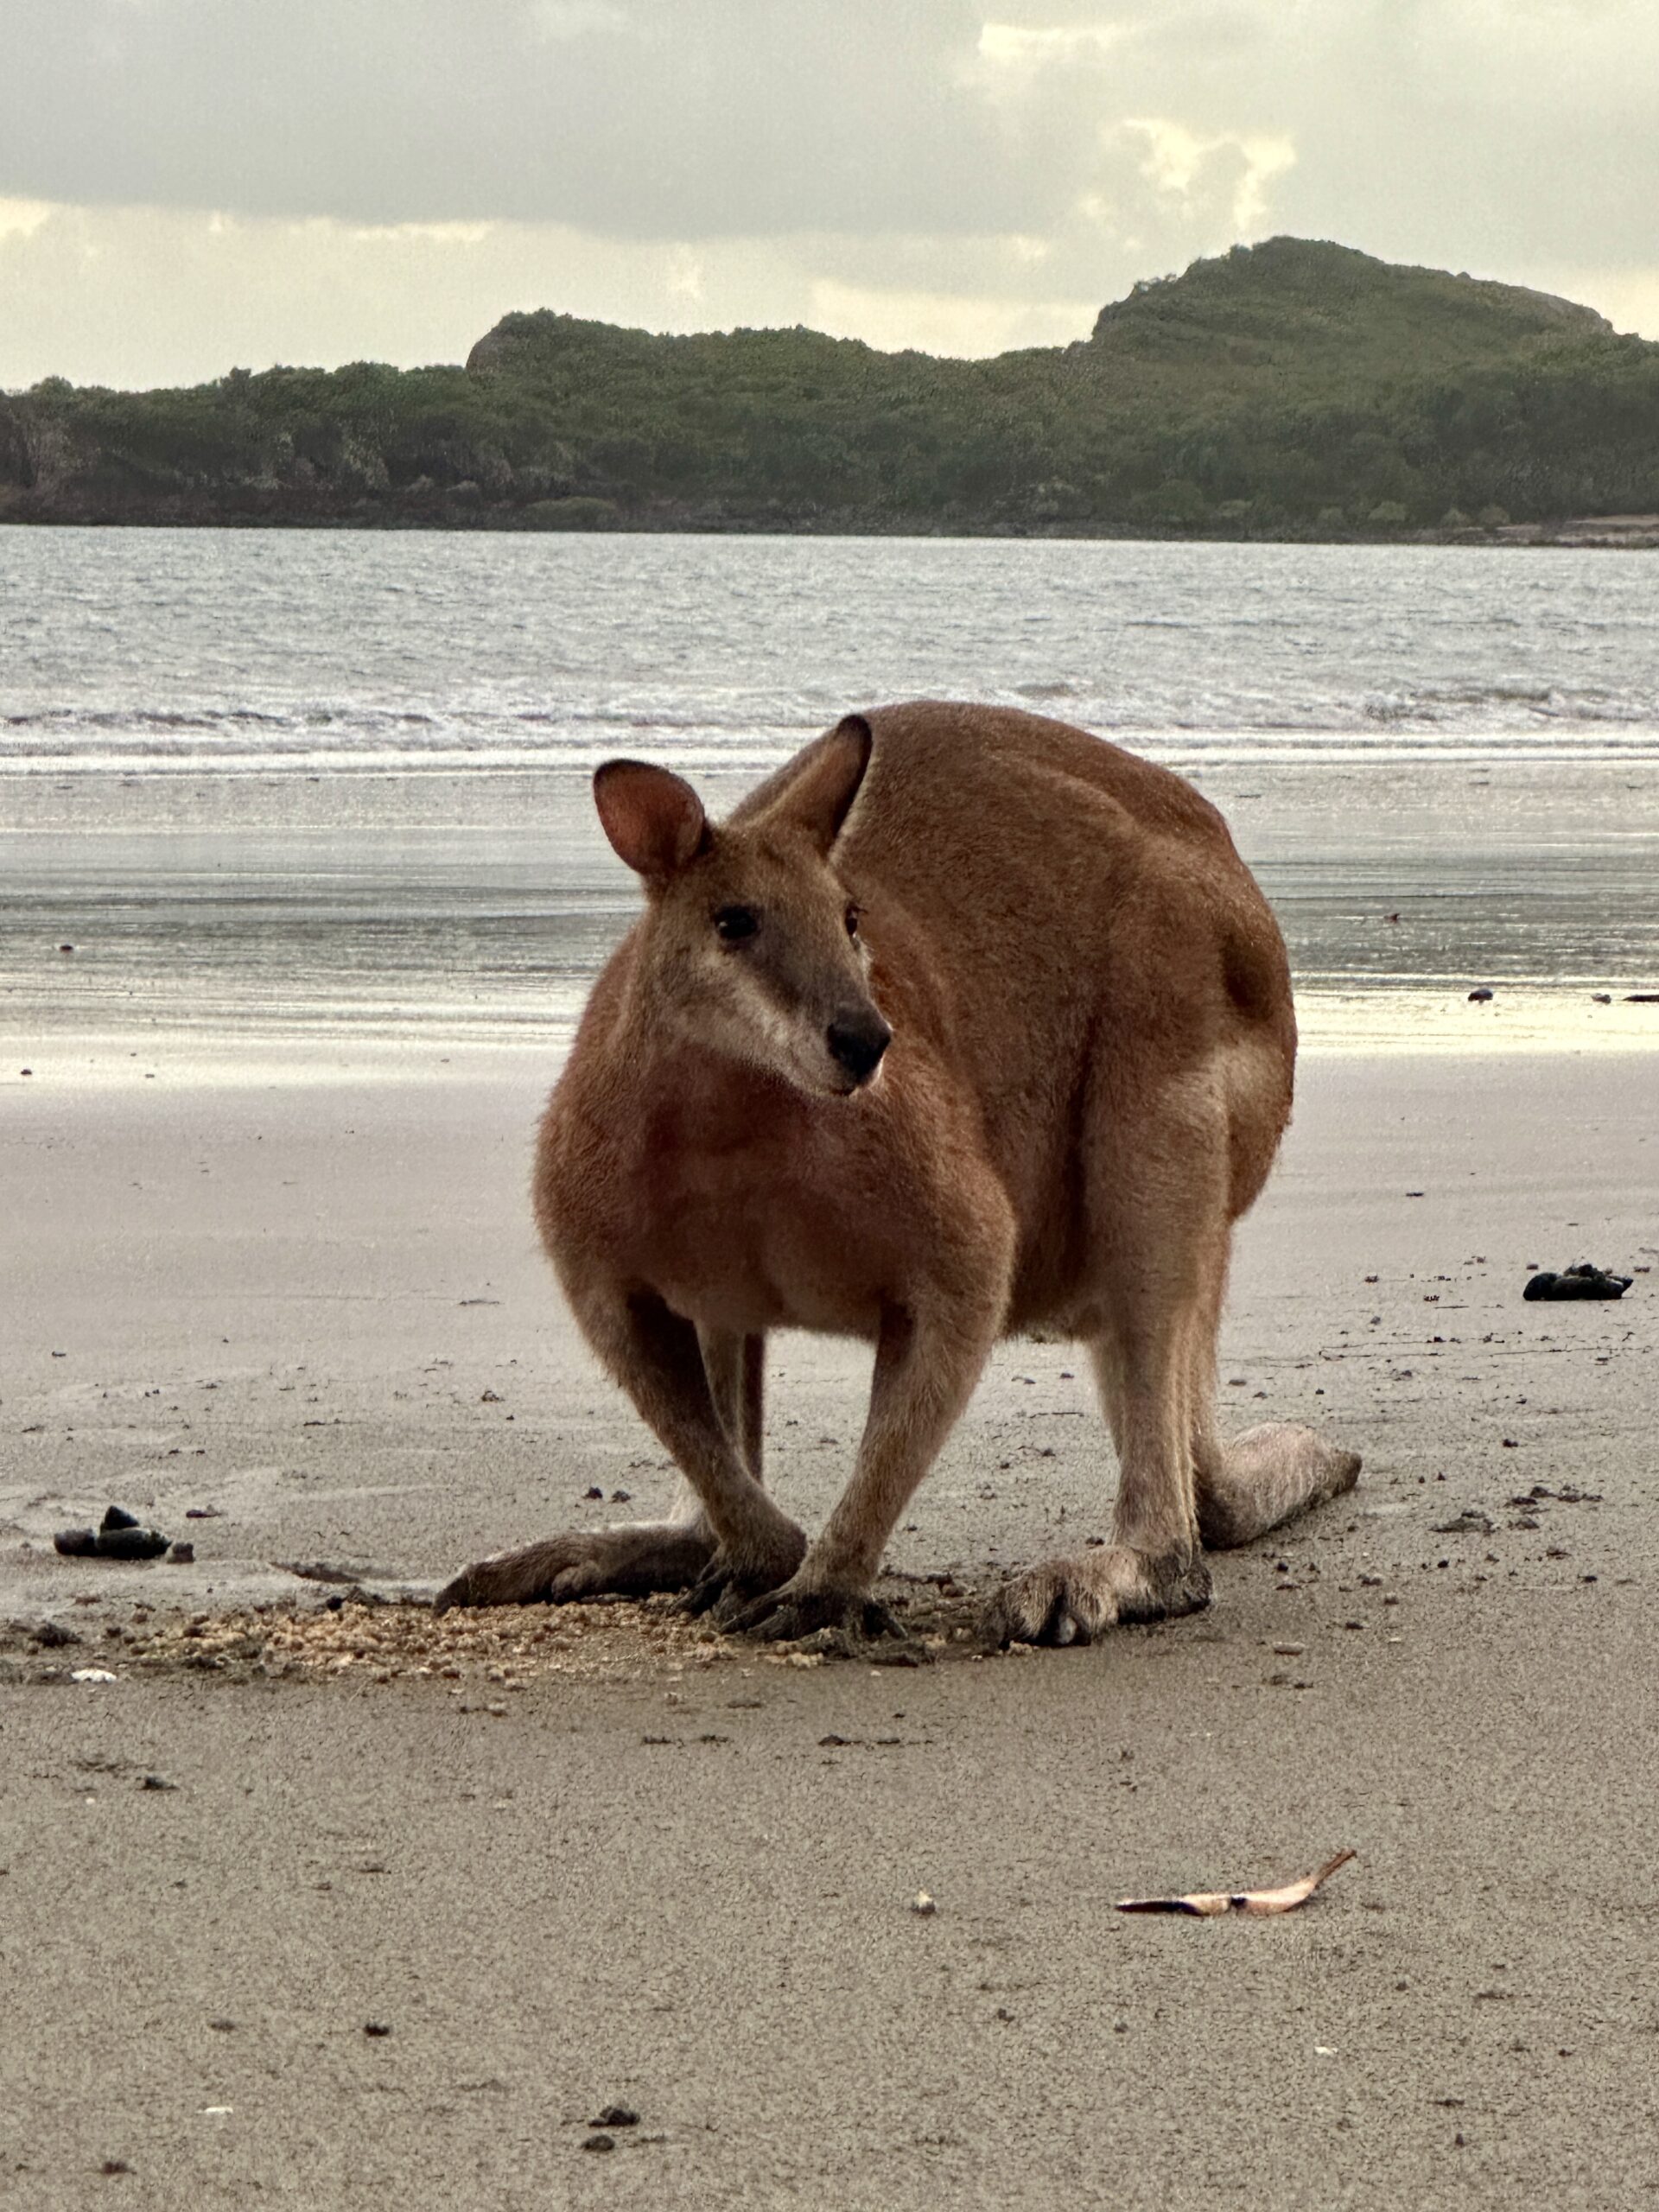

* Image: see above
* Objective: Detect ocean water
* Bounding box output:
[2,529,1657,1070]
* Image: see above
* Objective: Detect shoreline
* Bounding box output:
[7,981,1659,1097]
[4,512,1658,548]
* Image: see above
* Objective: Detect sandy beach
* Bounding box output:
[3,1041,1656,2209]
[4,531,1657,2205]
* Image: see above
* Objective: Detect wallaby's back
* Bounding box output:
[738,701,1295,1236]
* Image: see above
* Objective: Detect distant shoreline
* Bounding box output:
[6,241,1656,546]
[3,512,1656,547]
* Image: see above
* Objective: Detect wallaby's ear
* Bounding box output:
[593,759,710,883]
[772,713,873,855]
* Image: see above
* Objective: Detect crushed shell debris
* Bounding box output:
[16,1594,964,1686]
[137,1598,745,1683]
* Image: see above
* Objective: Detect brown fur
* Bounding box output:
[436,702,1360,1643]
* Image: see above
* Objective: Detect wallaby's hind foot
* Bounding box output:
[985,1547,1213,1649]
[434,1521,716,1614]
[1197,1423,1362,1551]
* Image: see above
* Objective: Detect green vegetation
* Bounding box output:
[3,238,1656,534]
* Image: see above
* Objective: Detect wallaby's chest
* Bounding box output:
[661,1122,894,1332]
[563,1083,904,1338]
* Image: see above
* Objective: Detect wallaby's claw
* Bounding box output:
[677,1543,799,1622]
[724,1581,908,1645]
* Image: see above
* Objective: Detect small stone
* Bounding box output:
[592,2104,639,2128]
[31,1618,82,1647]
[140,1774,177,1791]
[582,2133,616,2154]
[363,2021,392,2037]
[912,1890,938,1916]
[168,1542,195,1565]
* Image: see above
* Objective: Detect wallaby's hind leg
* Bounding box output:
[988,1100,1226,1648]
[699,1325,766,1484]
[986,1300,1215,1646]
[435,1308,798,1613]
[433,1497,715,1614]
[986,1210,1363,1641]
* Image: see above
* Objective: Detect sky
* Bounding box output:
[3,0,1657,391]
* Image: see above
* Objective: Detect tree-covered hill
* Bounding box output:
[3,238,1656,535]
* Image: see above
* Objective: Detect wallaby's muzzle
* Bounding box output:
[826,1008,892,1089]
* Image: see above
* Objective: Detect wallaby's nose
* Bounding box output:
[826,1009,892,1085]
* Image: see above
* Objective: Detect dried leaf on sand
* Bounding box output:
[1116,1848,1357,1917]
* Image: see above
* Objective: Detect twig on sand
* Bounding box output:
[1116,1848,1357,1917]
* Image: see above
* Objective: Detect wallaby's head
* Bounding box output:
[594,713,891,1098]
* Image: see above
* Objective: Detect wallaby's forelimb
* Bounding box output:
[584,1290,804,1585]
[727,1298,996,1640]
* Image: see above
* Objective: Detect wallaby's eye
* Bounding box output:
[844,904,861,939]
[714,905,760,944]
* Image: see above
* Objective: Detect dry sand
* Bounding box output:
[3,1045,1657,2209]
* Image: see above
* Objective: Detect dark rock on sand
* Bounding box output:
[1523,1264,1632,1301]
[57,1506,173,1560]
[93,1507,171,1559]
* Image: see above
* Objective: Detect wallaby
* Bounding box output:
[436,701,1359,1643]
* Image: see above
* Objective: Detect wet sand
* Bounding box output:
[3,1047,1657,2208]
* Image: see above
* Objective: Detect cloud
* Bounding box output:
[1122,118,1296,235]
[0,1,1655,385]
[0,198,54,239]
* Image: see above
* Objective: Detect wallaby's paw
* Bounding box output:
[677,1522,810,1622]
[724,1578,907,1646]
[433,1522,715,1614]
[984,1547,1212,1648]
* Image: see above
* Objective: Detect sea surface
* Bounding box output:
[3,529,1657,1075]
